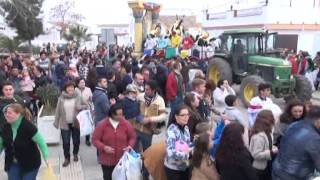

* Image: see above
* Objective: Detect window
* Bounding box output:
[247,36,259,54]
[232,37,247,54]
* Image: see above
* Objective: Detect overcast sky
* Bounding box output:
[42,0,212,25]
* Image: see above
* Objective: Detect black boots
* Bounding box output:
[74,155,79,162]
[62,159,70,167]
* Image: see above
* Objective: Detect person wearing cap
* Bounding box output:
[122,84,143,124]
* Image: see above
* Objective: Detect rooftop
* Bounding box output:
[222,28,265,34]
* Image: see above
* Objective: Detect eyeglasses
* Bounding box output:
[177,113,190,117]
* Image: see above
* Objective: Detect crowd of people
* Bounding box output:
[0,42,319,180]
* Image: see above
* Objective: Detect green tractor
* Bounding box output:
[207,29,312,105]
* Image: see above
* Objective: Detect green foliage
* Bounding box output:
[63,25,91,47]
[0,33,22,52]
[0,33,41,53]
[36,84,60,116]
[0,0,44,45]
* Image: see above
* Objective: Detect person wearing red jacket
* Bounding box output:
[182,35,194,50]
[92,103,137,180]
[288,54,298,75]
[166,61,184,119]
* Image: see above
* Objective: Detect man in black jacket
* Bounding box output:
[272,106,320,180]
[0,81,24,130]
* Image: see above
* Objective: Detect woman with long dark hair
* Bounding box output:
[165,104,191,180]
[184,93,204,139]
[249,110,277,180]
[275,99,306,145]
[216,123,258,180]
[191,133,220,180]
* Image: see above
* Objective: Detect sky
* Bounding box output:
[42,0,211,25]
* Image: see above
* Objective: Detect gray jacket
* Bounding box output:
[54,91,87,130]
[224,106,248,128]
[249,132,272,170]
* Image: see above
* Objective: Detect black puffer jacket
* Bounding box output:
[272,120,320,180]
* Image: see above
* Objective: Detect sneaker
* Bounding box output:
[62,159,70,167]
[74,155,79,162]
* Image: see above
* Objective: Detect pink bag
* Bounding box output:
[175,140,189,153]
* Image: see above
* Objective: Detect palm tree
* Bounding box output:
[0,34,22,52]
[63,25,91,47]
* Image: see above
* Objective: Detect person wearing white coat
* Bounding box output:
[213,79,236,113]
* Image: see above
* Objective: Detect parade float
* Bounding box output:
[128,0,213,61]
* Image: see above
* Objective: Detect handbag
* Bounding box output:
[40,165,57,180]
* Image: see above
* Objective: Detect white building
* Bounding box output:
[98,24,132,47]
[202,0,320,56]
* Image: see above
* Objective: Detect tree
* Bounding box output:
[0,0,44,47]
[50,1,84,37]
[63,25,91,48]
[0,33,22,52]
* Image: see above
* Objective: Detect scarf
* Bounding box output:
[144,93,157,107]
[61,91,78,99]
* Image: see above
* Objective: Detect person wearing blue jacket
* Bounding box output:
[92,77,112,124]
[272,106,320,180]
[121,84,143,122]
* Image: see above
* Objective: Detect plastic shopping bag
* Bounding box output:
[112,154,127,180]
[40,165,57,180]
[76,110,94,136]
[126,150,142,180]
[112,150,142,180]
[307,171,320,180]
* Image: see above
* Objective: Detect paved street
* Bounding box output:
[1,89,320,180]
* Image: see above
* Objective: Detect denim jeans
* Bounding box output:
[7,163,39,180]
[134,130,153,152]
[134,130,153,179]
[61,123,80,159]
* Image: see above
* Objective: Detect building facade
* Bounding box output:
[202,0,320,56]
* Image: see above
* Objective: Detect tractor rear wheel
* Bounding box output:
[207,57,232,85]
[294,75,312,102]
[240,75,265,107]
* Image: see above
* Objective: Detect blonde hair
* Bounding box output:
[4,103,32,120]
[5,103,26,115]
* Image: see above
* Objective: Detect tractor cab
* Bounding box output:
[217,29,279,75]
